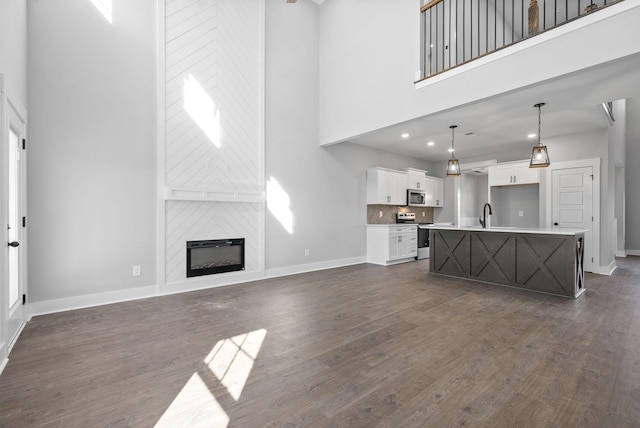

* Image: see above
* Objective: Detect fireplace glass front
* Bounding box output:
[186,238,245,277]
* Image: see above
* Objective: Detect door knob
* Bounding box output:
[8,241,19,247]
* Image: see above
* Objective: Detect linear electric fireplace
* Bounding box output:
[186,238,245,277]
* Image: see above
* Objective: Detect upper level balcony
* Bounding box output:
[419,0,622,80]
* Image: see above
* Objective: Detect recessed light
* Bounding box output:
[528,133,537,139]
[427,141,435,146]
[448,148,454,153]
[401,133,410,139]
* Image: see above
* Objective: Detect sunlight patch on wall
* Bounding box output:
[267,177,294,234]
[89,0,112,23]
[184,74,222,148]
[204,329,267,401]
[154,373,230,427]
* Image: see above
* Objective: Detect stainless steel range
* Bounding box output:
[396,213,430,260]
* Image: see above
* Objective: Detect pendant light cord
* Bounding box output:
[450,125,457,158]
[534,102,545,147]
[538,104,542,147]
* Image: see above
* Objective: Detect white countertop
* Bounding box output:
[424,225,588,236]
[366,223,418,227]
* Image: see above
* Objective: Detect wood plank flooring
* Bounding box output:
[1,257,640,427]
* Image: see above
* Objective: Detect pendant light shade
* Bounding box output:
[447,125,461,176]
[530,103,550,168]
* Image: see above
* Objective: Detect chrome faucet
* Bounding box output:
[479,203,493,228]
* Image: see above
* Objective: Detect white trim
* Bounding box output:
[591,260,618,275]
[258,0,267,277]
[7,320,27,354]
[615,251,627,258]
[0,356,7,376]
[265,256,366,279]
[27,285,158,318]
[626,250,640,256]
[545,158,601,274]
[164,187,263,203]
[158,272,266,296]
[155,0,166,295]
[591,260,617,276]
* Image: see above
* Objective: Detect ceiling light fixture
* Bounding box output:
[427,141,435,146]
[401,133,410,139]
[529,103,550,168]
[447,125,461,176]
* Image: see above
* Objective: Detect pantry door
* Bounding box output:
[551,165,594,273]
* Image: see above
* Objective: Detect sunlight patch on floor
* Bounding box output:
[154,372,229,428]
[204,329,267,401]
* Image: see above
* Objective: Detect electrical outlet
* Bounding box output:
[422,212,425,217]
[519,211,524,217]
[304,249,310,257]
[379,211,383,218]
[132,266,141,277]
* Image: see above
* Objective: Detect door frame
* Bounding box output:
[544,158,600,273]
[1,75,28,364]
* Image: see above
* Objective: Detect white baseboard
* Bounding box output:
[27,285,157,318]
[590,260,617,276]
[158,271,266,296]
[615,251,627,257]
[626,249,640,256]
[26,256,367,318]
[0,356,7,377]
[265,256,366,279]
[0,342,7,376]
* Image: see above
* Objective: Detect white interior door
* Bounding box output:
[552,166,594,272]
[5,100,26,349]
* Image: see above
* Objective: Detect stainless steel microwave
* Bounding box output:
[407,189,426,206]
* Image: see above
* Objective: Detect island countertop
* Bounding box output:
[424,225,588,236]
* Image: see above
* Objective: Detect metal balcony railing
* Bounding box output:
[419,0,622,80]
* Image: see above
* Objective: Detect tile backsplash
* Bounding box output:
[367,205,434,224]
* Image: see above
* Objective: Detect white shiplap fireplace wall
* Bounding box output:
[158,0,265,293]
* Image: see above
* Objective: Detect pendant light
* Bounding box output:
[529,103,550,168]
[447,125,461,176]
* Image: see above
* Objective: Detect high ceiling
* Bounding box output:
[346,52,640,162]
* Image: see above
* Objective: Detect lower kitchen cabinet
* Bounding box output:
[366,225,417,265]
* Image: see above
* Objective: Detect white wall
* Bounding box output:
[27,0,157,302]
[318,0,640,146]
[459,174,488,227]
[626,98,640,253]
[0,0,27,107]
[266,0,433,272]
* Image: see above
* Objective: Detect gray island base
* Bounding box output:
[428,226,587,298]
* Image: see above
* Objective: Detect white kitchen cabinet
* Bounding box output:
[367,168,408,205]
[424,176,444,207]
[488,162,539,186]
[405,168,428,190]
[367,225,417,265]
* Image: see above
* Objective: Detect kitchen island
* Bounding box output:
[428,226,586,298]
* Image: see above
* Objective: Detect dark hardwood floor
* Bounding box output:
[2,257,640,427]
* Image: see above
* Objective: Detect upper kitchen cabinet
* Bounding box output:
[424,176,444,207]
[488,161,540,187]
[367,167,408,205]
[405,168,428,190]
